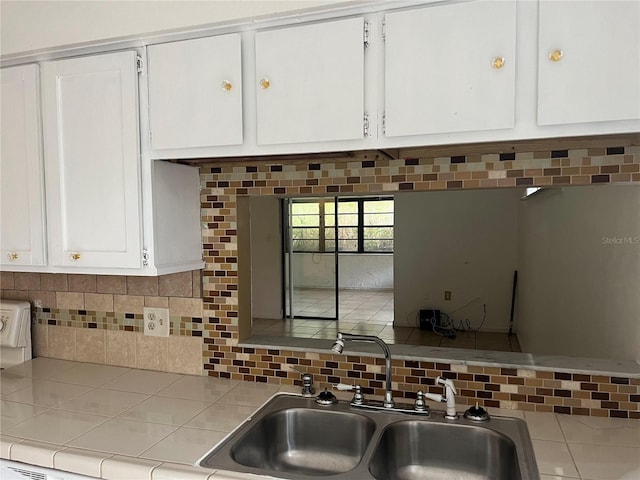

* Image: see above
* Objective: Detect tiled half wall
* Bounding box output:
[1,139,639,417]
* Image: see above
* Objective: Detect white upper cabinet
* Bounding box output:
[0,65,46,268]
[384,0,517,138]
[41,51,142,269]
[147,34,243,150]
[538,0,640,126]
[255,17,366,145]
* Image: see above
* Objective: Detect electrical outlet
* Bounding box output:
[143,307,170,337]
[444,290,452,301]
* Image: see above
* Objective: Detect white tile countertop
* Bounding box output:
[1,358,639,480]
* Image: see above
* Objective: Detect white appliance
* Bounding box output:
[0,299,32,368]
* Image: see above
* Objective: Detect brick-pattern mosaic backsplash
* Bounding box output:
[34,308,203,336]
[199,142,640,417]
[205,347,639,419]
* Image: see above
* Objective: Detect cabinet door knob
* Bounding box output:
[70,252,81,261]
[8,252,18,261]
[548,49,563,62]
[221,80,233,92]
[259,78,271,89]
[492,56,505,69]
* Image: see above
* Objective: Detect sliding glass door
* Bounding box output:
[283,198,338,320]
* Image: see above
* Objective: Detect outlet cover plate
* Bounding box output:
[143,307,170,337]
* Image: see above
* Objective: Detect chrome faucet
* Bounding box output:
[331,332,395,408]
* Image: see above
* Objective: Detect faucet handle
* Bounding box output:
[301,373,315,396]
[351,385,365,405]
[414,390,429,412]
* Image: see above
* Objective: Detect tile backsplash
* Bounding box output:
[1,138,639,417]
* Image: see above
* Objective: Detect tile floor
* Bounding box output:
[256,287,521,352]
[1,358,638,480]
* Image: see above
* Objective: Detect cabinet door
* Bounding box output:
[384,0,516,137]
[42,51,142,269]
[148,34,243,150]
[255,17,365,145]
[538,1,640,125]
[0,65,46,267]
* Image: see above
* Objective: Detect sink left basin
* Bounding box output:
[198,394,376,478]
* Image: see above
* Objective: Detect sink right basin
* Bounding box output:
[369,420,521,480]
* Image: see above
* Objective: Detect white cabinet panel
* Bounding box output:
[0,65,46,267]
[384,0,516,138]
[42,51,142,269]
[148,34,243,150]
[255,17,365,145]
[538,1,640,126]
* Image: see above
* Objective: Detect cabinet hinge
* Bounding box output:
[364,21,371,48]
[142,248,149,266]
[363,114,370,137]
[382,20,386,42]
[136,55,144,74]
[382,113,386,135]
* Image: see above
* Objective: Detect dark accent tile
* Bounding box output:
[591,174,610,183]
[242,180,253,187]
[477,391,492,399]
[630,395,640,402]
[592,392,609,400]
[327,186,339,193]
[78,310,87,315]
[405,361,419,368]
[217,181,229,188]
[554,389,572,398]
[502,368,518,376]
[274,187,286,194]
[551,150,568,158]
[308,163,321,171]
[606,147,625,155]
[48,320,56,325]
[528,395,545,404]
[43,307,51,313]
[399,183,414,190]
[474,374,490,383]
[554,406,571,414]
[630,412,640,419]
[581,382,599,391]
[610,410,629,418]
[516,177,533,186]
[499,153,516,161]
[404,158,419,166]
[270,165,283,172]
[245,166,257,173]
[347,177,360,184]
[451,155,466,164]
[601,401,619,409]
[446,181,463,189]
[436,363,451,370]
[441,372,457,380]
[125,313,135,319]
[362,160,375,168]
[191,330,202,337]
[209,167,222,174]
[611,377,630,385]
[88,323,97,329]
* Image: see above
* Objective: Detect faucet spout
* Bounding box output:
[332,332,394,408]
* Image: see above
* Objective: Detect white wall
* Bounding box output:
[517,185,640,362]
[292,253,393,289]
[394,189,521,329]
[0,0,352,55]
[249,196,283,319]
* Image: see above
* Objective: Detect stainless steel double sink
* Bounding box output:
[198,393,540,480]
